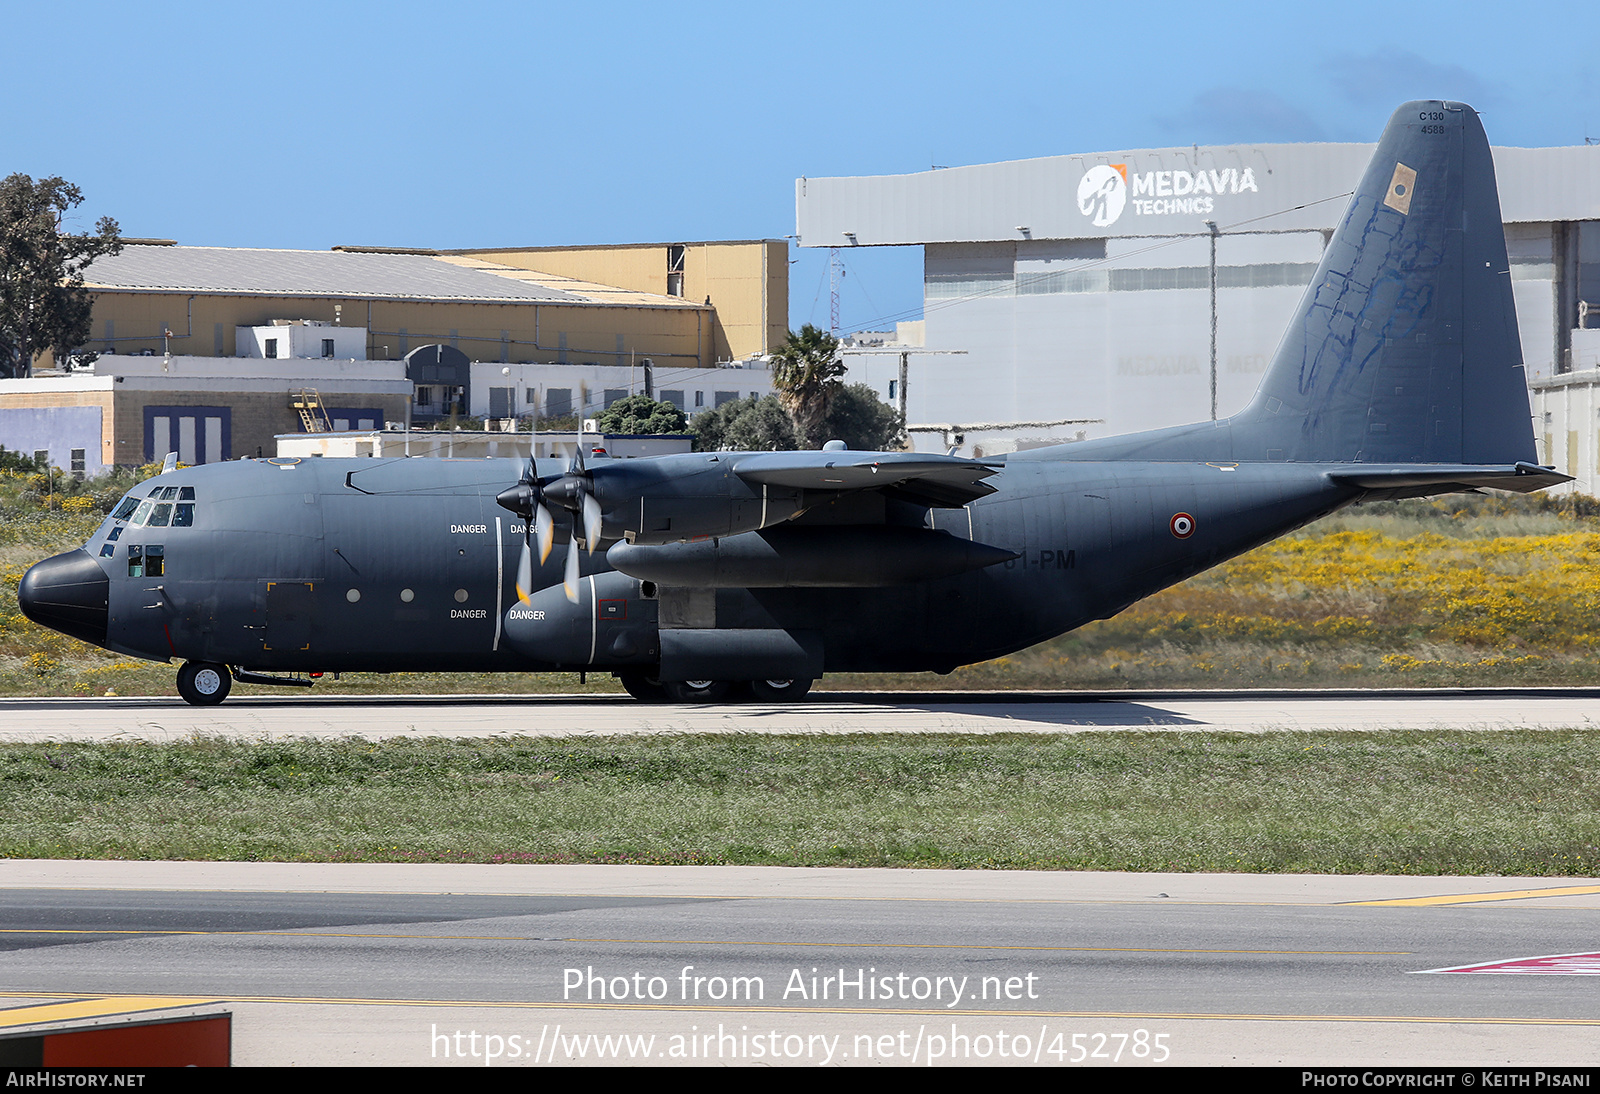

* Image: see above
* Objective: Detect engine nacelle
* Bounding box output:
[590,455,806,545]
[502,571,659,667]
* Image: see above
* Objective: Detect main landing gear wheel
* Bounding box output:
[617,669,668,703]
[663,679,731,703]
[176,661,232,706]
[748,678,813,702]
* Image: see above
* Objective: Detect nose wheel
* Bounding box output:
[176,661,232,706]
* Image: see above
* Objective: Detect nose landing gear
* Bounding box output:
[176,661,232,706]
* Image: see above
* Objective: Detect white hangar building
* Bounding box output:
[796,136,1600,473]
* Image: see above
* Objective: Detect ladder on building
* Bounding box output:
[291,389,332,433]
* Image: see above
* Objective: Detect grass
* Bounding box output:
[1,731,1597,874]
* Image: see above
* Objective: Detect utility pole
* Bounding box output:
[1206,220,1219,421]
[837,347,968,433]
[828,248,843,335]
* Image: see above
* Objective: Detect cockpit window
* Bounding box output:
[113,485,196,529]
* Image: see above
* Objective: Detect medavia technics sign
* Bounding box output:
[1077,163,1261,227]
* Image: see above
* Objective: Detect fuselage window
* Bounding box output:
[107,526,123,542]
[128,547,143,578]
[172,503,195,527]
[146,545,164,577]
[147,503,173,528]
[100,543,115,558]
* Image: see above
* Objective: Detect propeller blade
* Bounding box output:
[563,529,580,604]
[534,502,555,565]
[583,492,603,555]
[515,535,534,603]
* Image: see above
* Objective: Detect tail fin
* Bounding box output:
[1240,100,1533,464]
[1044,100,1537,466]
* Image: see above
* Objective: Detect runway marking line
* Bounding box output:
[11,884,1583,909]
[0,929,1409,954]
[1348,884,1600,907]
[0,992,1590,1026]
[562,938,1410,956]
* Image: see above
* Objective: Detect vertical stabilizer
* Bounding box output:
[1236,100,1533,464]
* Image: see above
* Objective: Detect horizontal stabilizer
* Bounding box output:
[1326,462,1570,498]
[732,451,1000,506]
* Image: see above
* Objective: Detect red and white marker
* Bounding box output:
[1418,951,1600,975]
[1169,512,1196,539]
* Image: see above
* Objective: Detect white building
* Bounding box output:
[236,320,368,361]
[465,358,774,422]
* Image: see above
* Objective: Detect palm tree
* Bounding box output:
[771,325,845,449]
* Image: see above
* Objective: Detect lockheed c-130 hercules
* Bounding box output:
[18,101,1569,705]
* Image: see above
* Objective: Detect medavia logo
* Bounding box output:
[1077,164,1128,227]
[1077,161,1260,225]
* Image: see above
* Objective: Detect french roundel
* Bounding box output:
[1169,512,1196,539]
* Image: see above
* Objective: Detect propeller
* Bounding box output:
[498,419,610,605]
[551,424,606,603]
[496,424,556,604]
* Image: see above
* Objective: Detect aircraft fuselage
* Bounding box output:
[62,453,1351,677]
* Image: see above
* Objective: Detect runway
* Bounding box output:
[4,688,1600,741]
[2,862,1598,1067]
[6,691,1599,1066]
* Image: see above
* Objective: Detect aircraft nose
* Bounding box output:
[17,549,110,647]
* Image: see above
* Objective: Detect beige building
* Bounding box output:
[447,240,788,365]
[74,239,786,370]
[2,239,788,472]
[0,356,412,475]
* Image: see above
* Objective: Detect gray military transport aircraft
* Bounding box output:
[18,101,1569,705]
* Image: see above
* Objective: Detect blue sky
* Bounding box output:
[7,1,1595,337]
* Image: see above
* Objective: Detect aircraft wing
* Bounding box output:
[1326,462,1572,498]
[731,451,1002,507]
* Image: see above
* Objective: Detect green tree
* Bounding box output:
[771,324,846,449]
[0,445,43,474]
[0,175,121,379]
[692,386,903,453]
[692,395,797,452]
[821,383,905,451]
[593,393,690,435]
